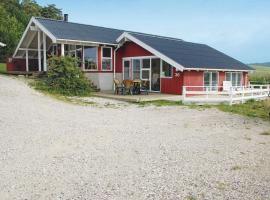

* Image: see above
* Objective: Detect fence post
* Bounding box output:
[182,86,186,102]
[241,86,244,104]
[206,87,209,100]
[229,87,233,105]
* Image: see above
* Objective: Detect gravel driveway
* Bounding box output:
[0,75,270,200]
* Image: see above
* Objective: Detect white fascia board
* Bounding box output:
[13,17,35,57]
[116,32,185,71]
[184,67,254,72]
[32,18,57,42]
[56,39,118,46]
[13,17,57,57]
[0,42,6,47]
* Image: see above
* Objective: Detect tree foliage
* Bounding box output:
[38,56,93,96]
[0,0,62,62]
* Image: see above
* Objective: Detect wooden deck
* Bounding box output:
[92,91,182,103]
[3,71,46,76]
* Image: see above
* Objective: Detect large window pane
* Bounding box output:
[102,47,111,58]
[151,58,160,91]
[132,59,141,79]
[102,47,112,70]
[237,72,242,86]
[232,72,237,86]
[162,61,172,77]
[142,59,150,69]
[124,60,131,80]
[102,59,112,70]
[84,47,97,70]
[142,70,150,79]
[225,72,231,81]
[204,72,210,87]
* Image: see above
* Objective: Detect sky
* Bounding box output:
[36,0,270,63]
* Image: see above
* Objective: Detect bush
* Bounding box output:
[37,56,93,96]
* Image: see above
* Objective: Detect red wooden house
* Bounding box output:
[9,16,253,94]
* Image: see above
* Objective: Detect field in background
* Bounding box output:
[249,65,270,84]
[0,63,6,73]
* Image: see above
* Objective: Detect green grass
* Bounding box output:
[249,65,270,84]
[137,100,183,107]
[260,131,270,136]
[216,99,270,120]
[0,63,7,73]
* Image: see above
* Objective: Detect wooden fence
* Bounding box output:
[182,85,270,105]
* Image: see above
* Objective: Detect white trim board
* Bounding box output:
[184,68,253,72]
[13,17,57,58]
[0,42,6,47]
[116,32,185,72]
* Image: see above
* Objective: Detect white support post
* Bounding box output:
[26,50,29,72]
[229,87,233,105]
[81,46,85,70]
[38,30,41,71]
[61,43,64,56]
[182,86,186,102]
[43,32,47,71]
[241,86,244,104]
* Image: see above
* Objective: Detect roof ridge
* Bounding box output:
[35,17,185,43]
[128,31,184,42]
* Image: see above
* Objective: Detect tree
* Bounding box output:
[41,4,62,20]
[0,0,62,62]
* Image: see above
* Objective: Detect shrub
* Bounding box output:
[38,56,93,96]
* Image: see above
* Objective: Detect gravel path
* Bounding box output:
[0,75,270,200]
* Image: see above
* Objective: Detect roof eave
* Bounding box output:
[56,39,118,46]
[184,67,254,72]
[116,32,185,71]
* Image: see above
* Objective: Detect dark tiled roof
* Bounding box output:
[36,18,123,44]
[36,17,252,71]
[129,33,252,70]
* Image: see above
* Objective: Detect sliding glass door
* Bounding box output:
[204,72,218,91]
[122,57,161,92]
[151,58,161,92]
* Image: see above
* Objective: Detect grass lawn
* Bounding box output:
[0,63,7,73]
[216,99,270,120]
[249,65,270,84]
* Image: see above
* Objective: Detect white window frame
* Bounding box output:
[225,72,243,87]
[83,46,98,71]
[203,71,219,91]
[161,60,173,78]
[101,46,113,71]
[122,58,132,80]
[141,58,151,81]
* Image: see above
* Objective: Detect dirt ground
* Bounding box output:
[0,75,270,200]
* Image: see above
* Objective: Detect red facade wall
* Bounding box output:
[115,42,153,72]
[243,72,248,86]
[7,58,38,71]
[160,68,183,94]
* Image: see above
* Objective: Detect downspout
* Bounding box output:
[113,44,121,91]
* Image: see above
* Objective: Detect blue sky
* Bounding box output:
[37,0,270,63]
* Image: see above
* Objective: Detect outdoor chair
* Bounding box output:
[123,79,133,95]
[140,80,149,95]
[114,79,124,95]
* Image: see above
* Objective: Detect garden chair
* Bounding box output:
[114,79,124,95]
[123,79,133,95]
[140,80,149,95]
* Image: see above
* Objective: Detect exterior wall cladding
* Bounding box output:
[8,41,249,95]
[116,41,248,95]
